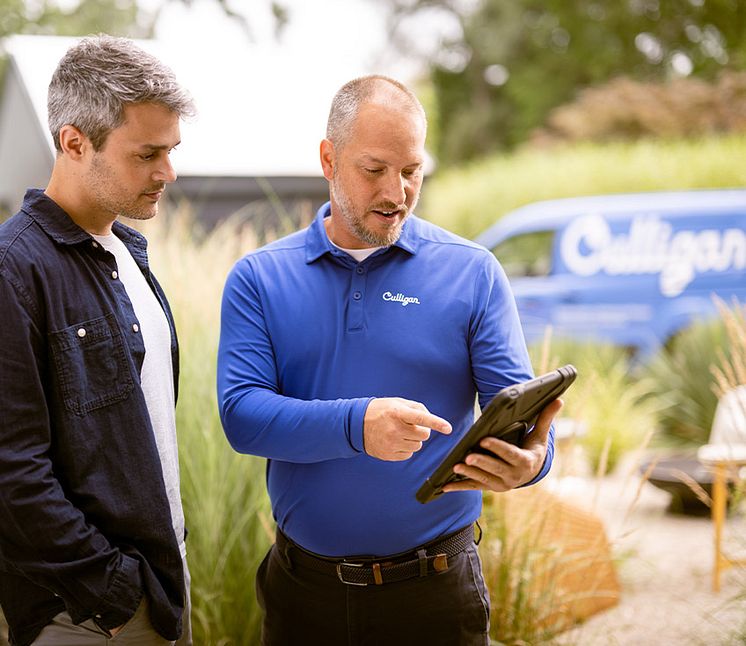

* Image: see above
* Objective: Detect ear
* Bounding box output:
[58,125,89,160]
[319,138,335,181]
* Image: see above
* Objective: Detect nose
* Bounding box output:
[381,171,407,205]
[154,156,177,184]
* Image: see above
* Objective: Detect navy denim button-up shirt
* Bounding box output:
[0,190,185,646]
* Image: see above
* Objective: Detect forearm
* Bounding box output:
[219,384,372,461]
[218,258,375,462]
[471,256,556,484]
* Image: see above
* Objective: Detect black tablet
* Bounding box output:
[415,364,577,504]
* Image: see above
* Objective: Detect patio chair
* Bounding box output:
[697,385,746,592]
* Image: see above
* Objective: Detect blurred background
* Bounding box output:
[1,1,745,644]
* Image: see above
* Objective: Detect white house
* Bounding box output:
[0,34,354,232]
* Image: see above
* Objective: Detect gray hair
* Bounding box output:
[48,34,196,152]
[326,75,427,150]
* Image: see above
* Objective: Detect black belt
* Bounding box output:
[275,524,475,586]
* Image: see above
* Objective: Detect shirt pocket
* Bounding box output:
[49,313,135,416]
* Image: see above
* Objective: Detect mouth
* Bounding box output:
[371,207,405,221]
[143,187,165,201]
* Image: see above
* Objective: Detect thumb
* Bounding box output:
[525,398,564,447]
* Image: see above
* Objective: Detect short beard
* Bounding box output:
[331,175,416,248]
[88,154,162,221]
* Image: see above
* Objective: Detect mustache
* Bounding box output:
[372,202,408,214]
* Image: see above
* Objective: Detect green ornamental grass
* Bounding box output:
[141,209,272,645]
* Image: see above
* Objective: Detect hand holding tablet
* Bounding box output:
[416,365,577,504]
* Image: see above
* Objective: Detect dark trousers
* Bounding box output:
[255,532,490,646]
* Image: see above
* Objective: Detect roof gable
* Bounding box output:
[0,33,355,178]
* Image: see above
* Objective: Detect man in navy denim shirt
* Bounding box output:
[0,36,195,645]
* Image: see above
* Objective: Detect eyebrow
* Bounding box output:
[138,142,181,151]
[360,154,423,166]
[360,154,387,164]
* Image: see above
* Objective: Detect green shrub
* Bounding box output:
[535,72,746,145]
[530,338,659,473]
[643,317,730,446]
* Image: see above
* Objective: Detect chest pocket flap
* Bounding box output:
[49,313,134,416]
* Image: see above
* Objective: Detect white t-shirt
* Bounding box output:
[330,242,382,262]
[92,232,186,558]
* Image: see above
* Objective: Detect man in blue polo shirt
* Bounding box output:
[217,75,561,645]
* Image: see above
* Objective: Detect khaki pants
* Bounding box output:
[33,559,192,646]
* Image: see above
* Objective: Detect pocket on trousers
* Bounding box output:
[255,547,273,613]
[464,544,491,636]
[49,313,134,416]
[107,596,146,641]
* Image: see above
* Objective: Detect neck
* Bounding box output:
[46,162,115,235]
[324,211,373,250]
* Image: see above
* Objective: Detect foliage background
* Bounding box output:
[1,1,745,643]
[385,0,746,163]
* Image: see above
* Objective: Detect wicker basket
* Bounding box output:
[481,486,620,632]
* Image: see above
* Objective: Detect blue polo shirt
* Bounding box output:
[217,203,551,557]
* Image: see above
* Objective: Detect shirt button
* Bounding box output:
[77,328,86,338]
[111,271,118,280]
[356,266,365,274]
[353,291,362,300]
[132,323,140,333]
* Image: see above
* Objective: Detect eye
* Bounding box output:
[403,167,422,178]
[139,153,155,161]
[364,168,384,175]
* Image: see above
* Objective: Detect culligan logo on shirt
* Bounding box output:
[382,291,421,306]
[560,213,746,297]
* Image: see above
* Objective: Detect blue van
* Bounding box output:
[475,190,746,358]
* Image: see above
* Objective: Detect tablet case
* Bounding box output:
[415,364,577,504]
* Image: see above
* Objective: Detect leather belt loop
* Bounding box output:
[372,563,383,585]
[433,554,449,573]
[474,520,483,546]
[417,549,428,577]
[282,540,294,570]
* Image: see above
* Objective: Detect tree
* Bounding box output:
[0,0,144,39]
[0,1,288,41]
[384,0,746,164]
[0,1,288,97]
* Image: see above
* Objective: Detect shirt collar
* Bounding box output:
[21,188,149,259]
[305,201,420,264]
[22,189,90,245]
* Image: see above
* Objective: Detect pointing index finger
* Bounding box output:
[397,405,452,435]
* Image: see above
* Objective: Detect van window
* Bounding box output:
[492,231,554,278]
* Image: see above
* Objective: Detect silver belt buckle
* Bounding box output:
[336,561,369,586]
